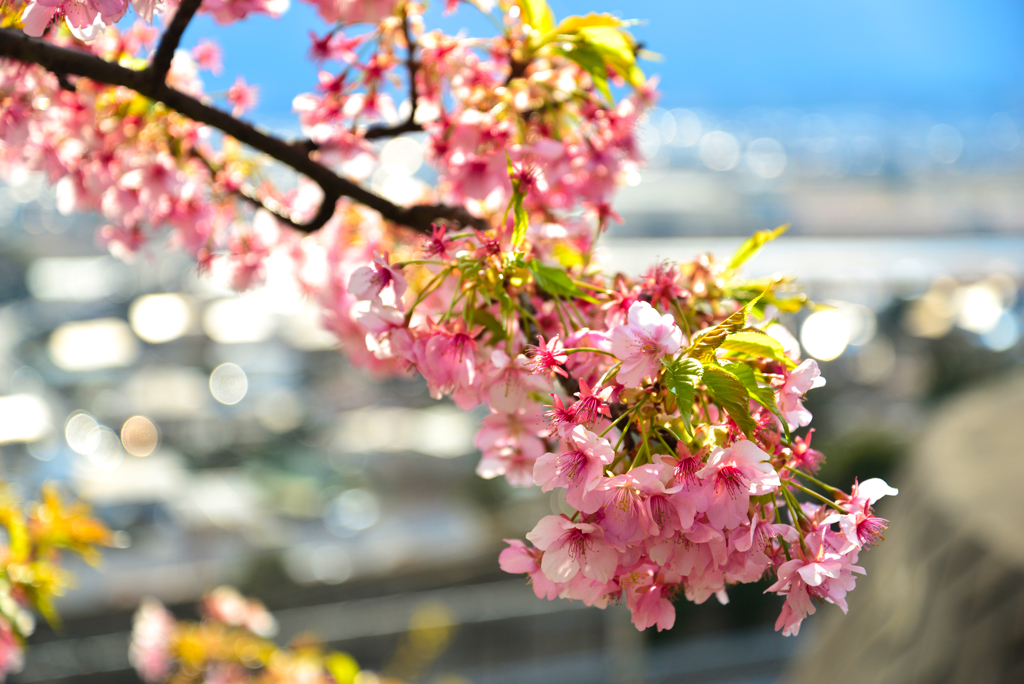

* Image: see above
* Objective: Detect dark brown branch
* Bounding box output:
[363,8,423,140]
[54,71,76,91]
[0,28,487,235]
[364,118,422,140]
[148,0,203,85]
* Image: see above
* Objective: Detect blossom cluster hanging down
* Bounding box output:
[0,0,897,645]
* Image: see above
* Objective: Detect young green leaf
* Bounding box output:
[519,0,556,36]
[552,43,615,104]
[702,364,757,439]
[662,357,703,435]
[728,224,789,271]
[527,260,596,302]
[470,307,506,340]
[687,292,766,363]
[511,191,529,248]
[577,26,644,88]
[549,12,623,36]
[720,330,794,368]
[722,361,791,441]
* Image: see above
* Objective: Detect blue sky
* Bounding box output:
[179,0,1024,126]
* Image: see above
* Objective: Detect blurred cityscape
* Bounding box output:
[0,105,1022,683]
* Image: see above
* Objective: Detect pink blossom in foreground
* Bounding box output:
[349,252,407,307]
[499,539,559,600]
[765,528,865,636]
[610,301,683,387]
[526,335,569,378]
[20,0,130,41]
[697,441,781,530]
[534,425,614,512]
[623,566,676,631]
[526,516,618,584]
[777,359,826,429]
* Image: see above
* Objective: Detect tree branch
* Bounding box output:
[363,8,424,140]
[0,28,486,235]
[148,0,203,85]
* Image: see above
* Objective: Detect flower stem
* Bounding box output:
[788,481,845,512]
[562,347,618,358]
[783,466,840,496]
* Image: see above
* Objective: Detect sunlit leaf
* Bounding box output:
[687,292,765,363]
[662,357,703,435]
[702,364,756,438]
[552,43,614,104]
[511,190,529,248]
[527,259,593,301]
[518,0,555,35]
[728,224,789,271]
[552,13,622,34]
[720,330,794,368]
[723,361,791,440]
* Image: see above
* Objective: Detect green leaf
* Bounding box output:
[702,364,756,439]
[511,191,529,248]
[578,26,644,88]
[519,0,555,35]
[550,12,623,35]
[728,224,789,271]
[552,43,614,104]
[687,292,766,363]
[662,357,703,436]
[470,307,505,340]
[722,361,791,441]
[720,330,794,368]
[527,260,596,302]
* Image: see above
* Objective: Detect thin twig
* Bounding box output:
[148,0,203,85]
[364,7,424,140]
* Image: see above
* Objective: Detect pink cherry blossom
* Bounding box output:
[777,359,826,429]
[349,252,407,307]
[533,425,614,512]
[595,468,659,548]
[765,528,865,636]
[227,76,259,116]
[192,40,224,75]
[697,440,781,530]
[525,334,569,378]
[623,566,676,631]
[526,515,619,584]
[609,301,683,387]
[570,379,613,427]
[498,539,560,600]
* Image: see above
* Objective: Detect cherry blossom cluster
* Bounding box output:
[349,224,897,635]
[0,484,113,682]
[0,0,896,644]
[130,586,366,684]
